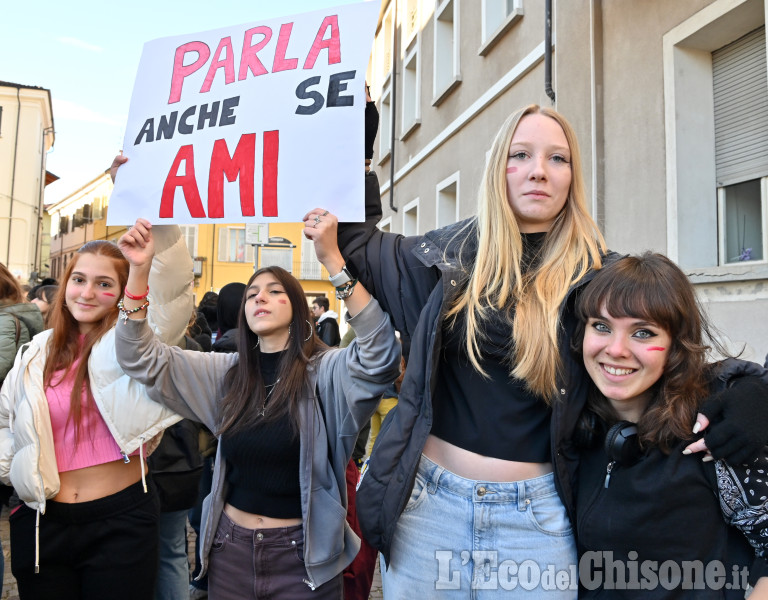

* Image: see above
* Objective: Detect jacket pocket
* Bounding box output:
[307,486,346,565]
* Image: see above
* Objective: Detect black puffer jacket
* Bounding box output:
[338,172,617,565]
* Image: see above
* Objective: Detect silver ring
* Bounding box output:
[314,215,321,225]
[321,210,329,217]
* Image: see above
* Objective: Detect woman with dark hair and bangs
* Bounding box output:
[0,223,193,599]
[31,284,59,328]
[574,252,768,598]
[114,215,400,600]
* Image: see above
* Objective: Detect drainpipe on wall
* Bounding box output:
[33,126,55,278]
[389,0,399,213]
[210,224,216,291]
[6,88,21,265]
[545,0,556,104]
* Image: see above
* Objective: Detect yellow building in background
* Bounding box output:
[47,177,341,317]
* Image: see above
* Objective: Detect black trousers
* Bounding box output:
[10,479,160,600]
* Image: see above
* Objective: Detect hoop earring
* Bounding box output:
[304,320,313,342]
[253,337,260,350]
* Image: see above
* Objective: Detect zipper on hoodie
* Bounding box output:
[604,461,616,488]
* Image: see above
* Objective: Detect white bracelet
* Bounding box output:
[329,264,354,287]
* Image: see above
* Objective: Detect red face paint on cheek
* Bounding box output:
[278,299,288,305]
[647,347,666,352]
[102,292,116,298]
[506,166,518,174]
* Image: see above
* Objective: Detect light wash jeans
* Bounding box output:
[381,454,577,599]
[155,510,190,600]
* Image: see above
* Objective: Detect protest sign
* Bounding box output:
[108,1,378,225]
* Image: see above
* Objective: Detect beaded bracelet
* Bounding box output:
[124,286,149,301]
[117,298,150,323]
[335,279,358,300]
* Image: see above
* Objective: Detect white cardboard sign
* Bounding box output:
[108,1,378,225]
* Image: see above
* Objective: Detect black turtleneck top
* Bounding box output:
[220,350,302,518]
[431,232,552,463]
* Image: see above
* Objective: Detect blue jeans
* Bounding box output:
[155,510,190,600]
[381,455,577,599]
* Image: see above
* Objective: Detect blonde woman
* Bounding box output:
[329,104,768,598]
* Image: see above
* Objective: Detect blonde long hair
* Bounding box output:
[446,105,606,401]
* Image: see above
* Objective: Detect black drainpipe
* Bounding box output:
[545,0,556,103]
[388,0,398,213]
[6,88,21,265]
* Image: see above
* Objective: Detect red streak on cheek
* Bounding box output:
[506,166,517,174]
[102,292,116,298]
[647,346,666,352]
[278,299,287,305]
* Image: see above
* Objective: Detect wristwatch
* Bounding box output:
[329,264,354,287]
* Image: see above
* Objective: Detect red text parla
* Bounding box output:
[169,15,342,104]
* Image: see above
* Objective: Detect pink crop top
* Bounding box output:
[46,360,140,473]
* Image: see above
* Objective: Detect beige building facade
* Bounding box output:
[369,0,768,361]
[0,81,55,283]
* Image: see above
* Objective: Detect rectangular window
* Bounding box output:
[378,217,392,232]
[434,0,461,104]
[379,85,392,161]
[714,26,768,265]
[481,0,523,53]
[380,4,394,81]
[404,0,420,47]
[436,173,460,229]
[260,248,293,273]
[401,38,420,137]
[403,198,419,236]
[718,178,767,264]
[92,196,104,220]
[664,10,767,270]
[300,236,322,280]
[179,225,198,258]
[217,227,254,263]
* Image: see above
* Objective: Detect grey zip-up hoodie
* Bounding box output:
[115,297,400,589]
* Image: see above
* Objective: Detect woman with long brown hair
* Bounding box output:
[574,253,768,597]
[0,226,192,600]
[114,217,400,600]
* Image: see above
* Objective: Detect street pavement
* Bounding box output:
[0,504,383,600]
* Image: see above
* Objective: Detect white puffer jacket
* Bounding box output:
[0,225,193,513]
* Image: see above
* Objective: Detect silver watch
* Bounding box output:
[329,264,354,287]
